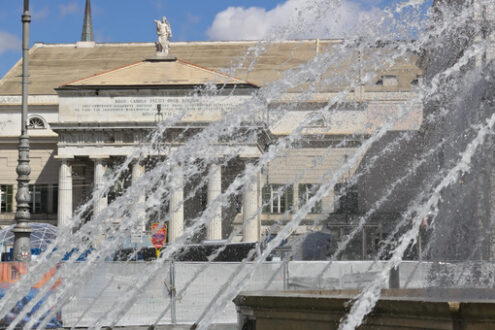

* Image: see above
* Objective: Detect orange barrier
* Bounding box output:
[0,263,60,289]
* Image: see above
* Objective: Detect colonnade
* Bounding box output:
[56,156,261,243]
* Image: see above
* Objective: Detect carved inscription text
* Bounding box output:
[60,96,249,122]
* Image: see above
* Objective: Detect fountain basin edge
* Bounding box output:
[233,289,495,330]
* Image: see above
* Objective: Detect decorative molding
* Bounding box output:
[1,136,58,144]
[0,95,58,105]
[55,128,151,147]
[51,122,271,158]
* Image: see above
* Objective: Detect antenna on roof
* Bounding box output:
[81,0,94,42]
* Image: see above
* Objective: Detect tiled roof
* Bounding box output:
[0,40,422,95]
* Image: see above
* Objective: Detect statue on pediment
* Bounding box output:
[154,16,172,56]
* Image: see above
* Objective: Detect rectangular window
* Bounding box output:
[0,185,13,213]
[28,184,58,214]
[262,184,293,214]
[298,184,322,214]
[334,183,358,214]
[29,185,49,214]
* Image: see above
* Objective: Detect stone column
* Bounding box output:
[169,165,184,243]
[132,160,145,183]
[132,159,146,232]
[207,163,222,240]
[57,158,73,227]
[92,157,108,219]
[243,171,260,243]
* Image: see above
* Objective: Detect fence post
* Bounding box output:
[170,260,177,324]
[283,259,289,290]
[389,264,400,289]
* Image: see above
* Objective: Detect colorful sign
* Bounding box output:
[151,223,167,258]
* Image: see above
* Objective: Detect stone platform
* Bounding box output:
[234,289,495,330]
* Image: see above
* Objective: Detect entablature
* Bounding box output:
[51,121,274,157]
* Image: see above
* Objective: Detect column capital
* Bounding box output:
[131,156,147,166]
[54,155,74,160]
[89,155,110,161]
[54,156,74,166]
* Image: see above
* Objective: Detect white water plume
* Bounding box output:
[338,107,495,330]
[14,3,422,328]
[3,0,495,329]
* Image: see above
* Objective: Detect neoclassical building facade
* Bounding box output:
[0,0,431,258]
[0,38,422,251]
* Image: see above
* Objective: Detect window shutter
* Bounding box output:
[6,185,13,213]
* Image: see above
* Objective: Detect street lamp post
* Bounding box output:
[12,0,32,262]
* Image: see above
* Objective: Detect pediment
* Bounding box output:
[59,57,257,89]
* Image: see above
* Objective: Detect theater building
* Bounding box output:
[0,6,422,254]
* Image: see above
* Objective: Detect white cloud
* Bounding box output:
[0,30,21,55]
[207,0,388,40]
[31,6,49,20]
[60,3,79,17]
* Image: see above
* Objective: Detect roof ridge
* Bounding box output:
[33,39,346,48]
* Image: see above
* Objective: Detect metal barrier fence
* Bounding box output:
[60,261,436,327]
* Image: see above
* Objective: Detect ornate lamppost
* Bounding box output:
[12,0,32,262]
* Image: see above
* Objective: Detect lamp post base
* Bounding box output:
[12,223,32,262]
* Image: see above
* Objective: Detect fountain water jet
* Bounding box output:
[1,0,494,329]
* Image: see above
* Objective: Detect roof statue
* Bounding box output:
[154,16,172,56]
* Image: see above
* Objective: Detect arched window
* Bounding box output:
[28,116,47,129]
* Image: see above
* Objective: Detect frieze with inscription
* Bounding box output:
[59,96,251,122]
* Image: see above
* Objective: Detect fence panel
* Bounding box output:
[399,261,430,288]
[175,262,238,324]
[59,260,439,327]
[62,263,171,327]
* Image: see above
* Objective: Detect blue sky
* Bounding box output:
[0,0,425,78]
